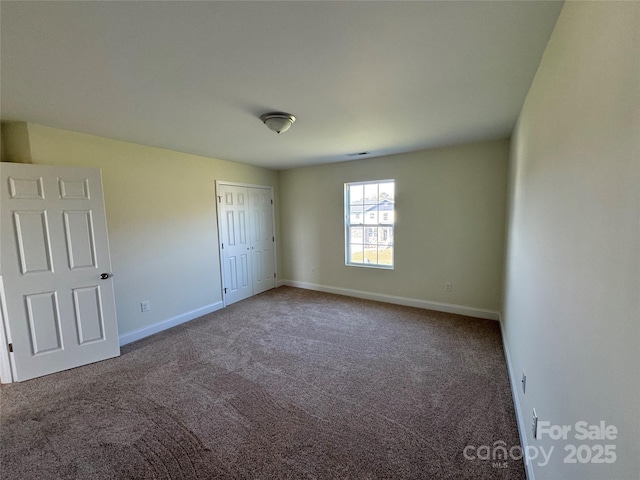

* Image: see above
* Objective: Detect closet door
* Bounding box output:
[217,184,253,305]
[216,182,276,305]
[249,188,276,295]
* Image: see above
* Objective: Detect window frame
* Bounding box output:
[344,179,395,269]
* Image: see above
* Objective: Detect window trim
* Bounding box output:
[344,179,395,269]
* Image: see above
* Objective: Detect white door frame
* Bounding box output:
[215,180,277,307]
[0,277,14,383]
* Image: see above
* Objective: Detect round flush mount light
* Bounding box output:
[347,152,369,157]
[260,112,296,134]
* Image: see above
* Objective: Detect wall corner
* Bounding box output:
[0,121,33,164]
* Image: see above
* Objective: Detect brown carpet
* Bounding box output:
[0,286,525,479]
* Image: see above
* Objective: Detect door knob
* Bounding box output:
[100,273,112,280]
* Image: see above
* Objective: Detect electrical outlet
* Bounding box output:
[141,301,150,313]
[521,371,527,394]
[532,409,538,439]
[445,282,452,292]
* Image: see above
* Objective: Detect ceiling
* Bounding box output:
[0,1,563,170]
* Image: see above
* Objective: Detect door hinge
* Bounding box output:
[270,199,273,205]
[274,273,276,278]
[272,236,275,242]
[8,343,13,353]
[221,243,224,249]
[224,287,227,294]
[217,196,222,203]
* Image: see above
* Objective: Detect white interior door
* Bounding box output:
[0,163,120,382]
[249,187,276,295]
[218,184,253,305]
[216,182,276,305]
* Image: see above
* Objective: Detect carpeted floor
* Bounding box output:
[0,286,525,479]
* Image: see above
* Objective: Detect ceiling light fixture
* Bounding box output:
[260,112,296,134]
[347,152,369,157]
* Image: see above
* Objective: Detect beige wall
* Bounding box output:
[503,2,640,479]
[279,139,509,312]
[0,121,32,163]
[10,123,278,337]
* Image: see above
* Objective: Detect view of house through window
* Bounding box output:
[345,180,394,268]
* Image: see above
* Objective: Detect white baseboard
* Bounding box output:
[119,301,224,347]
[279,279,500,321]
[499,315,535,480]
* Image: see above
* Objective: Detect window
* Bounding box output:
[345,180,394,268]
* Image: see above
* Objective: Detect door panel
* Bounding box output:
[14,211,54,274]
[8,175,44,199]
[59,177,89,199]
[63,210,97,269]
[225,211,236,245]
[1,163,120,382]
[25,291,63,354]
[72,286,105,344]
